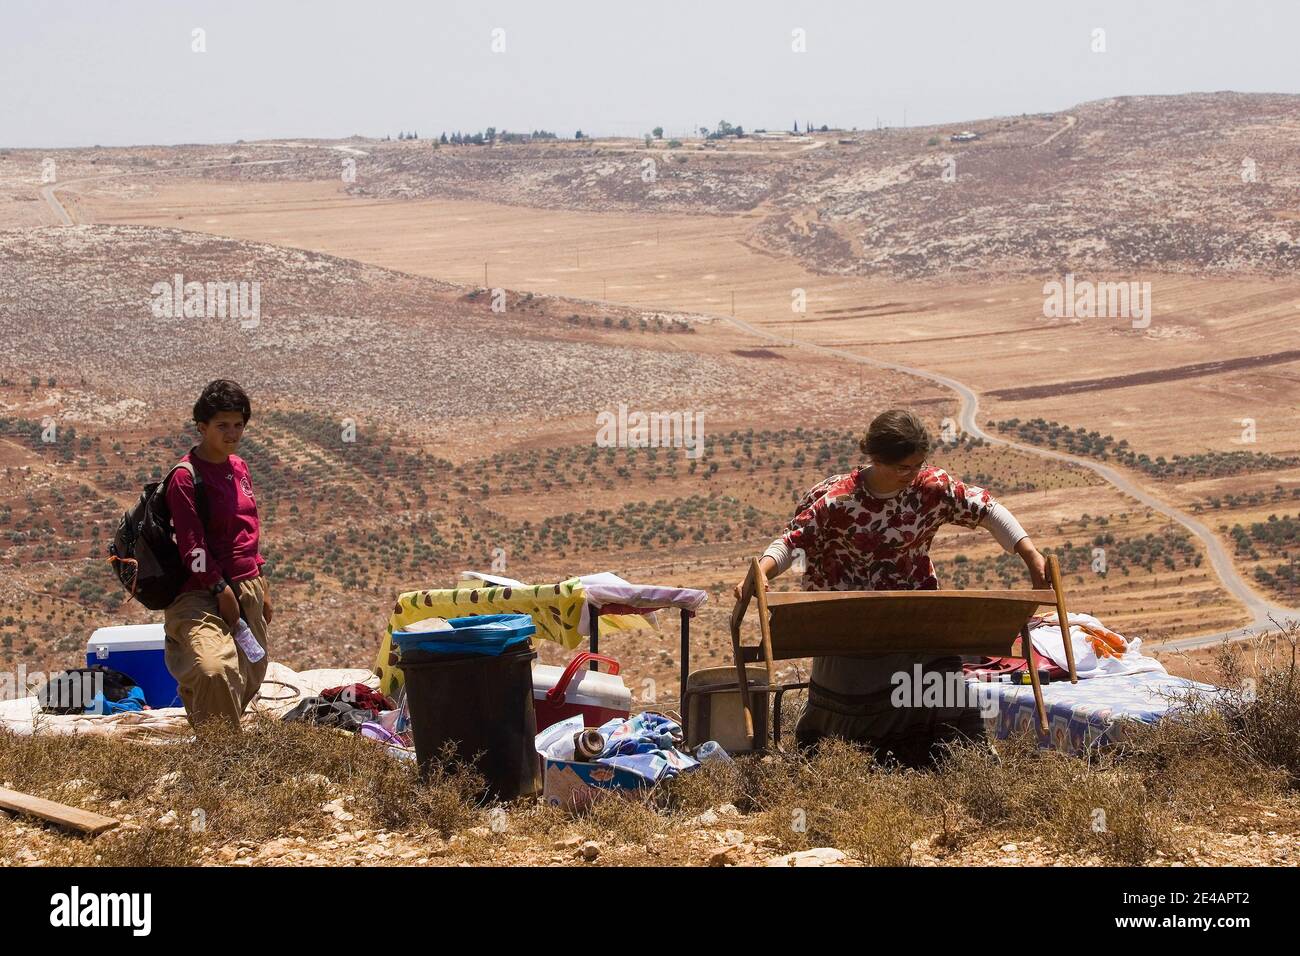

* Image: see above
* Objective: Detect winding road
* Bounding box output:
[36,149,1296,649]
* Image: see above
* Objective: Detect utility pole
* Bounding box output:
[483,262,488,288]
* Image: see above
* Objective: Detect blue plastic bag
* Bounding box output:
[87,684,147,715]
[394,613,535,658]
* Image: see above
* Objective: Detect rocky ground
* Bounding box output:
[5,775,1297,868]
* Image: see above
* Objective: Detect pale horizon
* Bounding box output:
[3,0,1297,148]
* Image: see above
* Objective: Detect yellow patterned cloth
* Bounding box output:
[374,578,649,695]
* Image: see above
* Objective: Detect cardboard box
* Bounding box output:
[541,757,646,810]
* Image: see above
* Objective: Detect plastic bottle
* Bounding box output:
[696,740,733,765]
[232,618,266,663]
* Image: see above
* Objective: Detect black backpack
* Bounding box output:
[35,666,140,715]
[107,452,207,610]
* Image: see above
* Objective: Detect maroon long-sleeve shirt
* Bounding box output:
[165,451,264,593]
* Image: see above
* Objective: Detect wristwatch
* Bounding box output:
[210,580,230,597]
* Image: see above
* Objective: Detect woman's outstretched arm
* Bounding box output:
[980,501,1047,587]
[734,501,820,600]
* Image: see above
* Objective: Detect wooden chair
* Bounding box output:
[729,554,1077,751]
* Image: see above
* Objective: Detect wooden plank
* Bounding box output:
[752,557,777,689]
[0,786,120,836]
[730,557,758,745]
[1046,554,1079,683]
[1021,624,1050,734]
[764,592,1046,659]
[765,588,1060,606]
[728,559,755,637]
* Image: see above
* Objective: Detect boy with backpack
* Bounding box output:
[159,380,271,730]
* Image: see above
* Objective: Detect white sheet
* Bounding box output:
[1029,612,1166,680]
[0,662,377,739]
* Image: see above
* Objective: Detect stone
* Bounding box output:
[260,839,290,857]
[710,844,753,867]
[767,848,853,867]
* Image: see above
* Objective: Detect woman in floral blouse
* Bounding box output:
[736,409,1048,766]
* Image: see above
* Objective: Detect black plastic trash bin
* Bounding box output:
[399,642,541,800]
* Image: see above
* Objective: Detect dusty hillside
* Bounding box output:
[0,222,1252,699]
[12,93,1296,279]
[0,224,780,430]
[756,93,1300,278]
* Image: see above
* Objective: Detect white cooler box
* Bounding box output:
[86,623,180,709]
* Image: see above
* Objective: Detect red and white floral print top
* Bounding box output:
[779,466,994,592]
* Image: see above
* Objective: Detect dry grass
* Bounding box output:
[3,622,1299,866]
[1115,623,1298,818]
[931,734,1168,864]
[0,716,483,865]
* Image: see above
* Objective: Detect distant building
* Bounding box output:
[950,131,980,142]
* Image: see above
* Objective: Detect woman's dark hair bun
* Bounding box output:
[861,409,931,462]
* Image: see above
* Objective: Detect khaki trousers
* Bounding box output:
[163,576,269,731]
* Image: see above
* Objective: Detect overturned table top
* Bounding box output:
[758,588,1060,657]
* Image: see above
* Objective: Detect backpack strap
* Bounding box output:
[166,451,208,524]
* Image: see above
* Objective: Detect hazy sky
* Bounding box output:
[2,0,1294,147]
